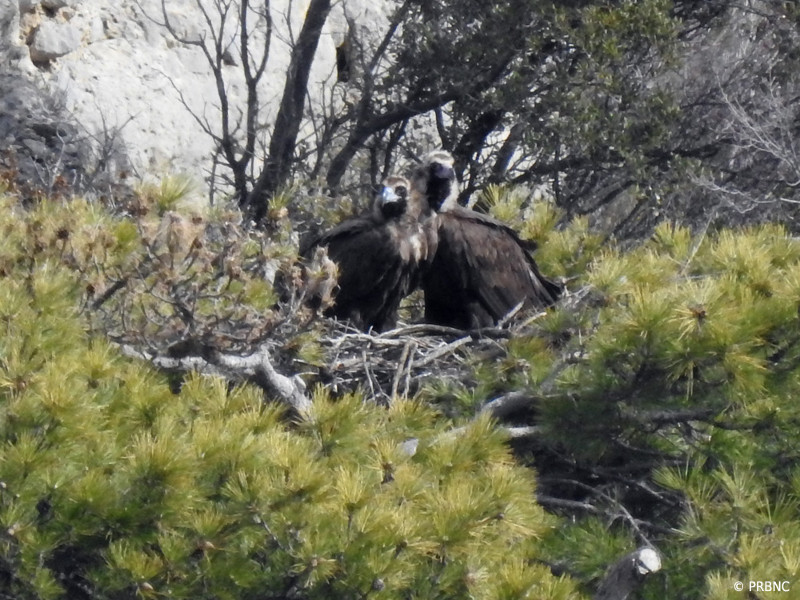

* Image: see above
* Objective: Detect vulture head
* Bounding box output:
[374,175,410,220]
[593,546,662,600]
[411,150,458,212]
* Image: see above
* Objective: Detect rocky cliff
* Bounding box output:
[0,0,388,202]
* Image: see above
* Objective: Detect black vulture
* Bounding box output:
[301,176,432,332]
[412,150,562,329]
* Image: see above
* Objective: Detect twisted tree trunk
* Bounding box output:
[246,0,333,223]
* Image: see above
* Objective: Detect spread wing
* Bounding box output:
[423,206,561,329]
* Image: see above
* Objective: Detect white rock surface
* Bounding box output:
[42,0,77,9]
[0,0,19,46]
[30,20,81,62]
[3,0,394,203]
[18,0,40,14]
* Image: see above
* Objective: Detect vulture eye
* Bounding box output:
[395,186,407,200]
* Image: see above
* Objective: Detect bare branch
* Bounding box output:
[481,391,534,420]
[119,343,312,417]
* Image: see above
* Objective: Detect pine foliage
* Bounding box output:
[0,189,580,598]
[8,175,800,599]
[460,219,800,598]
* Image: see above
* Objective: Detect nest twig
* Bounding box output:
[300,311,550,403]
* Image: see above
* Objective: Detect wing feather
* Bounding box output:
[303,214,424,332]
[422,206,561,329]
[300,216,374,256]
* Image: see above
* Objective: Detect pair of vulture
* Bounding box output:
[302,151,562,331]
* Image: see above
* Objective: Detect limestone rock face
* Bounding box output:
[30,20,81,63]
[19,0,41,11]
[42,0,78,9]
[1,0,393,202]
[1,0,19,47]
[0,71,98,196]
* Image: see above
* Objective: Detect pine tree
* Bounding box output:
[0,190,582,598]
[459,214,800,598]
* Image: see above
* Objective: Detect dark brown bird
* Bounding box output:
[300,176,432,332]
[594,547,661,600]
[412,150,562,329]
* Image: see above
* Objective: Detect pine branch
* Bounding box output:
[620,406,717,428]
[535,494,600,514]
[119,343,312,417]
[505,425,544,439]
[481,390,534,419]
[90,277,129,309]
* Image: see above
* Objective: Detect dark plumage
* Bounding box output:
[413,150,562,329]
[594,547,661,600]
[301,176,431,332]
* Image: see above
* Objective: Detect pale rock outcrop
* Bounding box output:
[0,2,99,193]
[30,20,81,63]
[18,0,39,15]
[42,0,79,9]
[0,0,19,47]
[1,0,394,203]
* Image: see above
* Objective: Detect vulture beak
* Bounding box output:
[378,185,407,219]
[432,162,455,182]
[380,186,400,204]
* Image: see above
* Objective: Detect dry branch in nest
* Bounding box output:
[312,322,476,403]
[114,310,553,429]
[73,204,590,426]
[103,272,561,420]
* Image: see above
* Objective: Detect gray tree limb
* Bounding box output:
[119,344,312,417]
